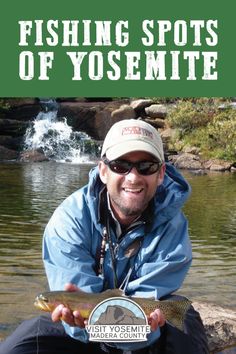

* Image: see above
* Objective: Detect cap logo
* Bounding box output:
[122,126,153,139]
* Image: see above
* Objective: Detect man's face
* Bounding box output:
[99,151,165,225]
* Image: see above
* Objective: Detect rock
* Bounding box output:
[3,98,41,121]
[193,302,236,353]
[183,146,201,155]
[167,154,179,164]
[19,149,49,162]
[173,153,203,170]
[0,145,19,160]
[58,103,97,137]
[57,99,131,140]
[203,159,233,172]
[144,117,166,129]
[145,104,167,118]
[111,104,136,120]
[218,102,236,110]
[130,99,153,112]
[0,119,29,137]
[2,98,37,107]
[160,128,177,143]
[0,135,23,150]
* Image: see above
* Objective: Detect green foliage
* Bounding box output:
[167,100,218,134]
[207,111,236,160]
[166,99,236,161]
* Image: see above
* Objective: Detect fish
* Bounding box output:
[34,289,191,331]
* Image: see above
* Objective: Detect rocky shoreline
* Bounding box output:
[0,97,235,172]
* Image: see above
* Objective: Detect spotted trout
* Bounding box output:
[34,289,191,331]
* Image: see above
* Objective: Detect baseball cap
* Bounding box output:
[101,119,164,162]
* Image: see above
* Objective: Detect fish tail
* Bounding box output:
[167,300,191,332]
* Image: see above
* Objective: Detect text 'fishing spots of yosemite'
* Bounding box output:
[18,19,218,81]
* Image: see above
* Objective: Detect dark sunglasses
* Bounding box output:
[103,158,162,176]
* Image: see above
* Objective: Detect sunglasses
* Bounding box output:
[103,159,162,176]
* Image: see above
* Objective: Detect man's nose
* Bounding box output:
[126,167,142,181]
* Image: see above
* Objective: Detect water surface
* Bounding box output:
[0,162,235,339]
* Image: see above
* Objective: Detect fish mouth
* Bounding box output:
[34,296,51,311]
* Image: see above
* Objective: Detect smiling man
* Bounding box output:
[99,120,166,227]
[0,119,209,354]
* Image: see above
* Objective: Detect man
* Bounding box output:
[0,119,209,354]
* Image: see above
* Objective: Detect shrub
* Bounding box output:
[167,100,236,161]
[167,100,216,134]
[207,111,236,160]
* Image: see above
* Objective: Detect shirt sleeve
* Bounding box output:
[42,198,103,293]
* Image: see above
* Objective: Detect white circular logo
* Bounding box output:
[86,296,151,342]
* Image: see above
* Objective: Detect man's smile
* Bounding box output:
[122,187,144,194]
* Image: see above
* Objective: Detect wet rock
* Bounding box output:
[19,149,49,162]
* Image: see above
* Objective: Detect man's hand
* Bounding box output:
[51,283,86,328]
[148,309,166,331]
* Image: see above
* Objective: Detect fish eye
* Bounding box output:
[39,294,49,302]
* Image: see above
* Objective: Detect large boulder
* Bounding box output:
[171,152,203,170]
[57,99,132,140]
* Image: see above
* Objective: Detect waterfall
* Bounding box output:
[24,102,100,163]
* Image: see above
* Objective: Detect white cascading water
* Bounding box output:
[24,109,99,163]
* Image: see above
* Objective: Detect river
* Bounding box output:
[0,161,235,341]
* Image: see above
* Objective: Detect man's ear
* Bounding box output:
[98,160,108,184]
[157,163,166,185]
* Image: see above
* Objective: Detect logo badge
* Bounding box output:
[86,297,151,342]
